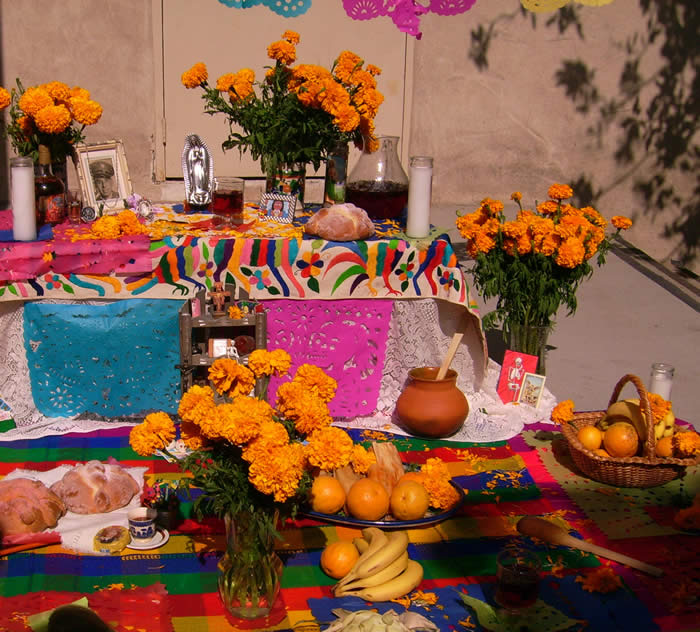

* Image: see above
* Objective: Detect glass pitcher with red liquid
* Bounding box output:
[346,135,409,221]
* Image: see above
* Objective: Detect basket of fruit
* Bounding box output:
[561,374,700,488]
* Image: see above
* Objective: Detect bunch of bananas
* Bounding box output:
[599,398,675,441]
[332,527,423,601]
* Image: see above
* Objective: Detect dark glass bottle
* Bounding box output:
[35,144,66,225]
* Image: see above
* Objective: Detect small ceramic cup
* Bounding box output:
[127,507,157,541]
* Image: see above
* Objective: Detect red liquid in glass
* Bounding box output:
[213,189,244,223]
[346,180,408,220]
[495,562,539,611]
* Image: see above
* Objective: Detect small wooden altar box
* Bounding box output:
[178,285,267,397]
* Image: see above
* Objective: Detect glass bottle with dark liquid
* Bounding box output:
[494,549,541,613]
[346,136,409,221]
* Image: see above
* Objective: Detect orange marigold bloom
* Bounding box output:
[181,62,208,89]
[333,103,361,132]
[474,231,496,255]
[581,206,607,229]
[17,115,33,137]
[282,30,300,44]
[217,397,271,445]
[248,442,306,502]
[34,104,72,134]
[479,197,504,215]
[611,215,632,230]
[366,64,382,76]
[0,87,10,110]
[575,566,622,593]
[208,357,255,397]
[555,237,585,268]
[267,40,296,66]
[41,81,70,101]
[228,305,243,319]
[292,364,337,403]
[19,86,53,116]
[180,419,206,450]
[510,191,522,202]
[350,444,377,475]
[305,426,354,471]
[129,423,163,457]
[143,411,176,445]
[70,86,90,100]
[647,393,671,423]
[70,98,103,125]
[178,384,216,424]
[672,431,700,458]
[241,420,289,463]
[537,200,559,215]
[551,399,575,424]
[548,183,573,200]
[334,50,363,82]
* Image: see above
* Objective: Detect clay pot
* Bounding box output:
[395,367,469,438]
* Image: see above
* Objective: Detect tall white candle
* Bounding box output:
[406,156,433,238]
[10,156,37,241]
[648,362,674,400]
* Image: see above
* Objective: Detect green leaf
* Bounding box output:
[307,277,320,293]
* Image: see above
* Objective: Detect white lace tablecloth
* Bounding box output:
[0,298,555,442]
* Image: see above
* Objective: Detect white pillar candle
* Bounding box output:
[406,156,433,238]
[10,156,37,241]
[648,362,674,400]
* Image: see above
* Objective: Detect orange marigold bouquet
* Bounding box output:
[456,184,632,337]
[181,30,384,172]
[0,78,103,163]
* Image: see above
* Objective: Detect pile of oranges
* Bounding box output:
[310,473,430,523]
[577,421,675,458]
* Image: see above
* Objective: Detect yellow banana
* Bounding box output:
[353,538,369,555]
[655,421,665,441]
[352,529,409,580]
[662,426,674,438]
[339,559,424,602]
[605,399,647,440]
[336,527,389,586]
[334,551,409,595]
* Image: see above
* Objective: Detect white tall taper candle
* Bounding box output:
[406,156,433,238]
[11,156,37,241]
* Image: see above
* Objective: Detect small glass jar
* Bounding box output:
[648,363,674,400]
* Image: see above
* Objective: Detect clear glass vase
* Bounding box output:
[218,512,283,620]
[505,322,552,375]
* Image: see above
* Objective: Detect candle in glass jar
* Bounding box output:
[648,363,674,400]
[406,156,433,238]
[10,156,37,241]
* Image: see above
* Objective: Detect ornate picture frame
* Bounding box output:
[259,192,296,224]
[74,140,133,212]
[517,372,546,408]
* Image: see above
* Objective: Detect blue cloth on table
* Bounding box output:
[0,223,53,242]
[23,299,184,417]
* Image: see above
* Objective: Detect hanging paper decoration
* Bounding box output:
[217,0,312,17]
[343,0,477,39]
[521,0,615,12]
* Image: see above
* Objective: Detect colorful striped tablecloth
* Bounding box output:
[0,425,698,631]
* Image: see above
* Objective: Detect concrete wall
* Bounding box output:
[1,0,696,272]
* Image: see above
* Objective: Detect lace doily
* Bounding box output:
[23,300,182,417]
[264,299,393,417]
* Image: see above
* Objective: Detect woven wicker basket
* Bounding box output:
[561,374,699,488]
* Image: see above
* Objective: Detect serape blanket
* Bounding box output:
[0,424,698,632]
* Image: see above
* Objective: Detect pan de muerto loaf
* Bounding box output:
[50,460,140,514]
[304,203,375,241]
[0,478,66,535]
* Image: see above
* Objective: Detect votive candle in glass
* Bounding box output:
[406,156,433,238]
[648,362,674,400]
[10,156,37,241]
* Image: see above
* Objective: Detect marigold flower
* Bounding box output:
[366,64,382,76]
[510,191,522,202]
[647,393,671,423]
[282,30,300,44]
[248,442,305,502]
[537,200,559,215]
[0,87,10,110]
[555,236,585,268]
[350,444,377,475]
[19,86,53,116]
[70,86,91,100]
[267,40,296,66]
[217,397,271,445]
[178,384,216,424]
[129,423,164,457]
[305,426,354,471]
[34,104,72,134]
[41,81,70,101]
[248,348,291,378]
[292,364,337,403]
[334,50,363,82]
[672,430,700,458]
[181,62,208,89]
[143,411,176,445]
[551,399,575,424]
[208,357,255,398]
[228,305,243,319]
[70,97,103,125]
[241,420,289,463]
[611,215,632,230]
[419,458,460,510]
[548,183,574,200]
[575,566,622,593]
[180,419,206,450]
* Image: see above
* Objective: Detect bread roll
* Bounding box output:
[304,203,375,242]
[50,461,140,514]
[0,478,66,535]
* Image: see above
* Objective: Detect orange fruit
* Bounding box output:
[655,435,673,458]
[603,422,639,458]
[593,448,610,457]
[398,471,428,486]
[390,480,430,521]
[310,476,346,514]
[320,540,360,579]
[346,478,390,521]
[577,425,603,451]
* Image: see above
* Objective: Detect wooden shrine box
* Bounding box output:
[178,285,267,397]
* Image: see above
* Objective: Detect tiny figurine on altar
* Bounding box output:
[208,282,230,317]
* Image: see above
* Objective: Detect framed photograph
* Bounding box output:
[259,192,296,223]
[517,372,547,408]
[75,140,133,212]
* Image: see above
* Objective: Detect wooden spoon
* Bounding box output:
[516,516,664,577]
[436,318,469,380]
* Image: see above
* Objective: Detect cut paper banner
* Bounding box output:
[217,0,312,17]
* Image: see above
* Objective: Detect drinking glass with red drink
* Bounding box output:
[494,547,541,613]
[213,177,245,226]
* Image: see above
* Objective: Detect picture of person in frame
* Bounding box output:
[264,197,291,219]
[89,159,120,201]
[517,372,546,408]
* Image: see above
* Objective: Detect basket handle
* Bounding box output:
[607,374,655,458]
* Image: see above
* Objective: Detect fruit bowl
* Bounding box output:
[302,480,466,529]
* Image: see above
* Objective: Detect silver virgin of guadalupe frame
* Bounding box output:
[182,134,214,208]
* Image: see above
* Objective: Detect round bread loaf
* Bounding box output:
[0,478,66,535]
[304,203,375,241]
[50,460,140,514]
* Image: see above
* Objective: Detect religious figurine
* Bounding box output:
[208,282,230,317]
[182,134,214,208]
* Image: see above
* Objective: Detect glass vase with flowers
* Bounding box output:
[456,184,632,373]
[181,30,384,204]
[128,348,377,620]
